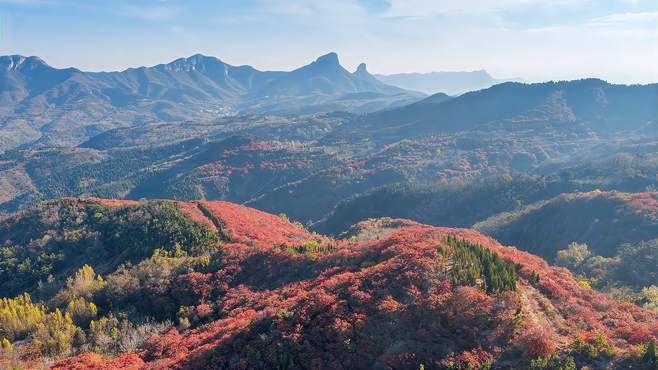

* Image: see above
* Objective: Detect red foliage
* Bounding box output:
[176,201,217,230]
[520,329,557,358]
[625,192,658,213]
[377,295,404,314]
[441,348,494,370]
[57,200,658,369]
[615,324,655,344]
[198,200,329,247]
[52,353,144,370]
[174,272,213,304]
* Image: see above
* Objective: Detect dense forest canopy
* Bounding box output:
[0,199,655,369]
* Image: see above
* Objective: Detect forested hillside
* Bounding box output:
[1,78,657,225]
[476,191,658,259]
[474,191,658,308]
[1,56,657,370]
[0,198,655,369]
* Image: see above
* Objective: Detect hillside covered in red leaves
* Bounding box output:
[43,198,658,370]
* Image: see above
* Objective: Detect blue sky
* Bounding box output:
[0,0,656,83]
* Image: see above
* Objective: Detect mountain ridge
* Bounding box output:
[323,78,658,147]
[0,52,423,151]
[375,69,523,95]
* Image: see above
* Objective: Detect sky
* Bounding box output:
[0,0,656,83]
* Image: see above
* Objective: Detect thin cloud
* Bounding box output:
[381,0,590,17]
[587,11,658,27]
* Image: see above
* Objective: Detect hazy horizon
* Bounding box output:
[1,0,656,84]
[6,51,658,87]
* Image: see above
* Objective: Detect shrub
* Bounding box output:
[521,330,557,358]
[54,265,106,306]
[556,242,590,270]
[572,331,615,360]
[441,348,494,369]
[0,294,48,341]
[65,297,98,327]
[86,315,172,355]
[283,240,336,255]
[31,309,81,357]
[641,285,658,311]
[529,355,576,370]
[643,339,657,367]
[1,338,12,351]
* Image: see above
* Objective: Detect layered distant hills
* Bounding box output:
[0,53,423,151]
[1,77,656,219]
[2,52,655,154]
[375,70,521,95]
[326,78,658,146]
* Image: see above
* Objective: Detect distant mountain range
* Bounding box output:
[0,53,424,151]
[325,79,658,147]
[1,77,656,217]
[375,70,522,95]
[6,52,653,154]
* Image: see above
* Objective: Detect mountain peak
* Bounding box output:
[314,52,340,66]
[355,62,368,75]
[0,55,49,71]
[163,54,226,72]
[187,53,221,62]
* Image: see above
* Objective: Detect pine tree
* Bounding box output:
[644,339,657,367]
[563,356,576,370]
[445,236,517,294]
[1,337,12,351]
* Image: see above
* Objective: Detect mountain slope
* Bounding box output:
[313,155,658,237]
[475,191,658,259]
[125,135,336,202]
[250,53,406,97]
[0,53,422,151]
[0,198,653,369]
[327,79,658,147]
[236,54,423,115]
[3,107,657,223]
[311,176,584,236]
[88,54,258,105]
